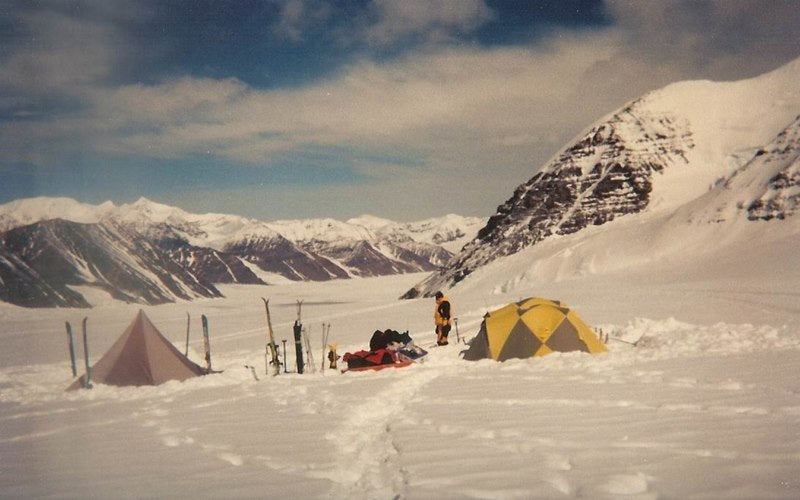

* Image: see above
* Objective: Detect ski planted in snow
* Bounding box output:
[294,300,304,374]
[320,323,331,373]
[201,314,212,373]
[184,312,191,356]
[65,321,77,377]
[293,321,304,374]
[80,317,93,389]
[262,298,281,376]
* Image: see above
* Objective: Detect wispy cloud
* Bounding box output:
[13,34,618,172]
[0,13,110,98]
[605,0,800,79]
[0,0,152,95]
[363,0,494,46]
[272,0,333,42]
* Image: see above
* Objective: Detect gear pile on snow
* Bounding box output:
[343,329,427,371]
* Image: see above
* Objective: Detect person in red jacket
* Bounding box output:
[434,291,452,346]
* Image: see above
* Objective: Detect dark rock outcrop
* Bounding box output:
[404,103,696,298]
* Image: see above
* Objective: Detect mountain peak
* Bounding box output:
[346,215,394,231]
[0,196,116,232]
[404,58,800,298]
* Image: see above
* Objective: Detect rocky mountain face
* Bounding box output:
[273,217,461,278]
[405,59,800,298]
[403,103,696,298]
[0,220,225,308]
[744,116,800,221]
[0,199,483,308]
[224,235,349,281]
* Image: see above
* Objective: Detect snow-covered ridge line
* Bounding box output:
[0,196,484,251]
[0,196,485,308]
[406,56,800,298]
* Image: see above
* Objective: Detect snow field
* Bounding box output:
[1,270,799,498]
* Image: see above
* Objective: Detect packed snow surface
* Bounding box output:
[2,243,799,498]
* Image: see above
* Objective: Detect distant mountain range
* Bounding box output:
[405,57,800,298]
[4,58,798,309]
[0,198,484,308]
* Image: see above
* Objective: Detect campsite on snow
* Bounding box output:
[2,55,800,500]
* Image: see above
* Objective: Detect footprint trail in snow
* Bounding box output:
[326,367,439,499]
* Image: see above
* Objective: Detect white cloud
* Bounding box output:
[4,31,631,185]
[0,11,115,94]
[51,32,626,191]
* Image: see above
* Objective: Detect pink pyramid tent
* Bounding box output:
[68,310,206,390]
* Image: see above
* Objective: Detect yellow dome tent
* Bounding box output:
[463,297,606,361]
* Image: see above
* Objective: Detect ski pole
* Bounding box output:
[282,340,288,373]
[454,318,461,344]
[245,365,260,381]
[321,324,326,373]
[303,327,315,373]
[608,336,639,346]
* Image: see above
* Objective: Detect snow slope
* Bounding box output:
[1,224,799,499]
[1,59,798,500]
[642,57,800,211]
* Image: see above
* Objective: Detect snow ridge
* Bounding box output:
[406,57,800,298]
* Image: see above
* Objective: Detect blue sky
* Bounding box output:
[2,0,799,221]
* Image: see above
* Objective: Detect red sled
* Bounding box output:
[342,360,414,373]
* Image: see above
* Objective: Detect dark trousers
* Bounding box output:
[437,324,451,343]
